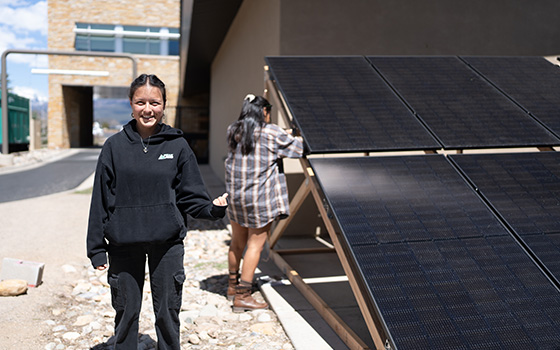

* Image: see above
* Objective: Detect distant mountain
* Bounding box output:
[31,97,48,121]
[7,96,132,128]
[94,98,131,127]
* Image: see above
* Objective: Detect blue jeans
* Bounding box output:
[108,241,185,350]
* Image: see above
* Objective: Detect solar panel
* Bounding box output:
[368,56,560,149]
[265,56,441,153]
[462,56,560,138]
[310,155,508,247]
[309,156,560,349]
[450,152,560,284]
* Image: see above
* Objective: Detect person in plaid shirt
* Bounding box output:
[225,94,304,312]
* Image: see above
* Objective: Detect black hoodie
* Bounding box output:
[87,120,226,268]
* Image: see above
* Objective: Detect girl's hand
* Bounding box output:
[96,264,108,271]
[213,193,228,206]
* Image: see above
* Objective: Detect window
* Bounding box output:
[74,23,180,56]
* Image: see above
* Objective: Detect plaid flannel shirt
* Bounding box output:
[225,123,304,228]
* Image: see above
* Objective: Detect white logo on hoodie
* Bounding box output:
[158,153,174,160]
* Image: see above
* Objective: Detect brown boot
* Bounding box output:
[227,271,239,301]
[233,280,268,313]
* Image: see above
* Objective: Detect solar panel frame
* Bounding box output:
[265,56,442,154]
[309,155,560,349]
[461,56,560,139]
[367,56,560,149]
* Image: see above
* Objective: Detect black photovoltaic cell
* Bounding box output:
[309,156,560,349]
[310,155,508,246]
[265,56,441,153]
[462,56,560,138]
[450,152,560,284]
[353,238,560,349]
[368,56,560,149]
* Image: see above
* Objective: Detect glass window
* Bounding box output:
[90,24,114,31]
[90,36,115,51]
[123,37,146,54]
[148,39,160,55]
[75,23,179,56]
[169,39,179,56]
[75,35,89,51]
[123,25,147,32]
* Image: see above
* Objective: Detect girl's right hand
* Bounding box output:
[96,264,108,271]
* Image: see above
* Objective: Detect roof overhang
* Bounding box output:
[180,0,243,98]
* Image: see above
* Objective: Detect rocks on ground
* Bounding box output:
[40,228,293,350]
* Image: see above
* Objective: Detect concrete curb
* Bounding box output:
[74,172,95,192]
[261,282,333,350]
[0,149,80,175]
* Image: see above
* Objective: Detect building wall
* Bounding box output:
[279,0,560,56]
[209,0,281,178]
[47,0,180,149]
[209,0,329,235]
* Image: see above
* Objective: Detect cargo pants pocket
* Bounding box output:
[108,275,124,312]
[171,270,185,310]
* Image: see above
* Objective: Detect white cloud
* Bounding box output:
[0,26,36,53]
[0,1,47,35]
[0,1,50,101]
[4,49,50,67]
[11,85,48,103]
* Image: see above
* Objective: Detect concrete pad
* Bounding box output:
[261,282,333,350]
[0,258,45,287]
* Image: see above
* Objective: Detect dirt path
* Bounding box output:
[0,190,92,349]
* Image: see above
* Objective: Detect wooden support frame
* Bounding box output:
[269,176,311,248]
[270,249,370,350]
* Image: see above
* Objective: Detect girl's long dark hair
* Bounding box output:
[227,95,271,155]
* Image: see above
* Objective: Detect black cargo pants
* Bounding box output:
[108,241,185,350]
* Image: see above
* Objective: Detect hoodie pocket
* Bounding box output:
[104,203,184,245]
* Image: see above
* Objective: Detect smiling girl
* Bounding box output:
[87,74,228,349]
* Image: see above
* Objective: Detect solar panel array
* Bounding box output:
[451,152,560,286]
[368,56,560,149]
[310,156,560,349]
[267,56,560,349]
[265,56,441,153]
[462,56,560,138]
[266,56,560,153]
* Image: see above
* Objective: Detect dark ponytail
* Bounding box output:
[227,94,272,155]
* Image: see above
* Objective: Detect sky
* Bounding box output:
[0,0,49,102]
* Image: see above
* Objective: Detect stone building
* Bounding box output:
[47,0,180,150]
